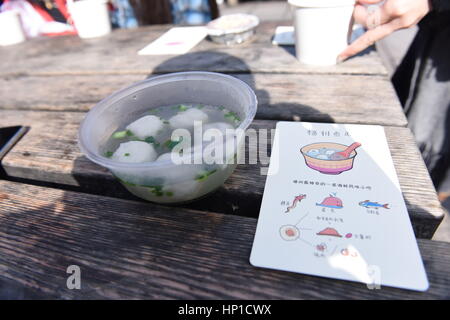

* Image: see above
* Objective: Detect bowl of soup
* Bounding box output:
[78,72,257,203]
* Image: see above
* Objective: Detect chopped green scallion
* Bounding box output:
[112,130,132,139]
[178,104,188,111]
[195,169,217,181]
[224,111,241,122]
[164,137,183,150]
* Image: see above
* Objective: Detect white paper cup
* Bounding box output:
[288,0,355,65]
[0,11,26,46]
[68,0,111,39]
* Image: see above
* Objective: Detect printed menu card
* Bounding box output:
[250,122,428,291]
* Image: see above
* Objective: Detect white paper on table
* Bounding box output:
[138,26,207,55]
[272,26,294,46]
[250,122,429,292]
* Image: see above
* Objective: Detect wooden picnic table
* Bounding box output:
[0,22,448,299]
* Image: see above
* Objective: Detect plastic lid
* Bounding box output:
[207,14,259,37]
[288,0,355,7]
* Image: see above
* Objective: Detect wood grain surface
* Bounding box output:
[0,22,387,76]
[0,180,448,299]
[0,110,442,238]
[0,22,446,300]
[0,73,406,126]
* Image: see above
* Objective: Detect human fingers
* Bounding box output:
[356,0,384,4]
[338,19,399,61]
[353,2,392,27]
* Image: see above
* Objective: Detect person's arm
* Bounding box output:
[338,0,433,62]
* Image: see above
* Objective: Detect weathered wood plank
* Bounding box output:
[0,73,406,126]
[0,180,448,299]
[0,22,386,76]
[0,110,442,238]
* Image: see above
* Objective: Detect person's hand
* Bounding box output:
[338,0,431,62]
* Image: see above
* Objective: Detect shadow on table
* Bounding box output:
[278,43,375,62]
[404,198,444,239]
[0,277,48,299]
[146,51,334,214]
[147,51,336,123]
[70,154,264,218]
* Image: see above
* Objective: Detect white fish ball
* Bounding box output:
[112,141,157,163]
[169,108,209,129]
[126,115,165,140]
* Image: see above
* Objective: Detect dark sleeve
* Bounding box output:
[208,0,220,20]
[431,0,450,12]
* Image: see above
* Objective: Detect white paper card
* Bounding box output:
[250,122,429,292]
[138,27,207,55]
[272,26,294,46]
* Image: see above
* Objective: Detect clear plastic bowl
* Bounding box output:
[78,72,258,203]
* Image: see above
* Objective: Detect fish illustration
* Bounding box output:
[359,200,390,209]
[285,194,306,213]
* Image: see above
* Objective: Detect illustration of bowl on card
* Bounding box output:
[316,227,342,238]
[316,194,343,209]
[300,142,361,174]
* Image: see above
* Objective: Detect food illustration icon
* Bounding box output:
[316,227,342,238]
[341,248,359,257]
[359,200,390,209]
[300,142,362,174]
[316,193,343,209]
[280,225,300,241]
[285,194,306,213]
[316,243,327,252]
[279,213,312,243]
